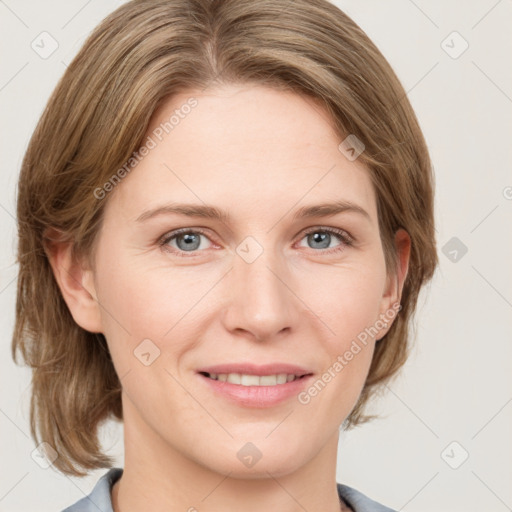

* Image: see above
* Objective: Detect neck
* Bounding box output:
[112,393,348,512]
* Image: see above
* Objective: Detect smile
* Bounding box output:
[196,364,314,408]
[201,372,305,386]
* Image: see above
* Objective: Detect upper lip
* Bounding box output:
[196,363,313,377]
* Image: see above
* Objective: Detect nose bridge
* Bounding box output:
[223,235,298,340]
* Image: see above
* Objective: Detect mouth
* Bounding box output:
[199,371,310,386]
[196,363,314,407]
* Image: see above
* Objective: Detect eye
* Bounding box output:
[158,228,214,257]
[158,226,354,258]
[297,227,353,254]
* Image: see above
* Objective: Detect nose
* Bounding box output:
[221,244,301,342]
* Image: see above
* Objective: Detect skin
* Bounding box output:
[48,84,410,512]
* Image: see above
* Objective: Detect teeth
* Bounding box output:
[227,373,241,384]
[207,372,299,386]
[241,374,260,386]
[260,375,278,386]
[276,373,287,384]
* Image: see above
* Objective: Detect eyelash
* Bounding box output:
[157,226,354,258]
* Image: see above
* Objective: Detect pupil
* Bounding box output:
[179,233,200,251]
[310,232,329,249]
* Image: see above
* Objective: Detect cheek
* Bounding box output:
[94,256,216,362]
[301,263,387,343]
[295,262,386,399]
[297,275,381,421]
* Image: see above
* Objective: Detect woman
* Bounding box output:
[11,0,437,510]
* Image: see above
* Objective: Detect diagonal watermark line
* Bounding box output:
[164,162,335,337]
[405,61,439,96]
[163,164,222,210]
[398,472,439,510]
[371,62,439,132]
[0,274,17,295]
[201,471,233,502]
[0,408,29,438]
[118,368,132,382]
[472,397,512,439]
[265,409,294,438]
[0,202,16,221]
[0,472,29,502]
[385,385,439,438]
[472,61,512,104]
[95,300,132,336]
[471,265,512,308]
[266,472,309,512]
[163,163,233,236]
[57,261,132,336]
[0,62,29,92]
[61,0,93,29]
[162,267,233,338]
[265,265,336,336]
[164,368,234,438]
[472,471,512,510]
[63,474,105,512]
[266,164,337,234]
[470,204,499,233]
[472,0,502,29]
[406,0,439,28]
[0,0,29,28]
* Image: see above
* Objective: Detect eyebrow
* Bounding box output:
[135,200,371,223]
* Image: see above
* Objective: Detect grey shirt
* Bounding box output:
[61,467,396,512]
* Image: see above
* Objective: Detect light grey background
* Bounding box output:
[1,1,511,511]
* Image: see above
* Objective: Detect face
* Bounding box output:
[84,84,401,477]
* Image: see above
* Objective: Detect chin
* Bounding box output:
[213,455,306,480]
[193,438,314,479]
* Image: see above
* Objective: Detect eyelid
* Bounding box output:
[158,225,355,257]
[157,227,217,256]
[300,225,354,245]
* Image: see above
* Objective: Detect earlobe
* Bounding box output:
[43,228,103,333]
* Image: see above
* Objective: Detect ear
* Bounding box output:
[376,228,411,339]
[43,228,103,333]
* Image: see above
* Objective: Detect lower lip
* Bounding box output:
[198,374,313,408]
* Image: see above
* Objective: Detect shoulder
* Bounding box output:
[61,467,123,512]
[337,483,397,512]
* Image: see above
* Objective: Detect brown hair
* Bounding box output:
[12,0,437,476]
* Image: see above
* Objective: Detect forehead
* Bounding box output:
[105,84,377,223]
